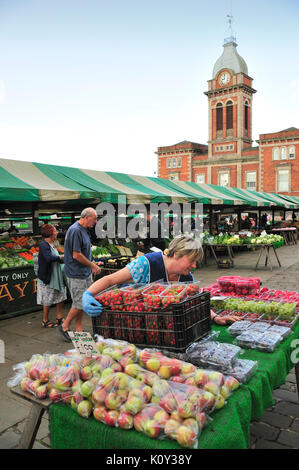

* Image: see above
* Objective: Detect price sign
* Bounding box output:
[68,331,98,356]
[124,247,133,256]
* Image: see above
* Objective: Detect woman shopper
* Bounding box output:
[37,224,67,328]
[82,234,239,325]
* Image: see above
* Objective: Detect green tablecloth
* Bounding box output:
[49,322,299,449]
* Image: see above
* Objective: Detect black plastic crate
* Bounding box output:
[92,291,211,353]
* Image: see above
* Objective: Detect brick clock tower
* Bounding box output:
[157,32,260,189]
[205,36,257,186]
[157,27,299,195]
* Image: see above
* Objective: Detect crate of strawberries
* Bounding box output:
[92,282,211,353]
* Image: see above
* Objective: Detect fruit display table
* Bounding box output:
[47,322,299,450]
[254,244,281,271]
[204,244,281,271]
[271,228,297,246]
[10,385,51,449]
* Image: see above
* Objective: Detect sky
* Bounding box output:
[0,0,298,178]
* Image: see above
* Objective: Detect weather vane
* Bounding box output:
[225,0,236,43]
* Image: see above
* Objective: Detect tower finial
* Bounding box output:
[224,0,236,44]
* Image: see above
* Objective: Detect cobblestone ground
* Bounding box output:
[1,244,299,449]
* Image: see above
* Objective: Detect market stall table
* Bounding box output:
[204,243,281,271]
[10,385,51,449]
[45,322,299,450]
[271,227,297,246]
[254,244,281,271]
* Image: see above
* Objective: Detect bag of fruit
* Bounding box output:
[92,371,153,428]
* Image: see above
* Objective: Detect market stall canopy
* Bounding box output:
[51,166,192,204]
[0,159,191,205]
[264,193,299,209]
[1,158,297,209]
[210,186,295,208]
[0,159,98,202]
[153,179,245,205]
[259,192,298,209]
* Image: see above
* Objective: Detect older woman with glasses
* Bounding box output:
[37,224,66,328]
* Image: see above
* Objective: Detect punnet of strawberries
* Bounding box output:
[95,282,201,312]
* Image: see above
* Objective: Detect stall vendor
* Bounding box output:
[82,235,240,326]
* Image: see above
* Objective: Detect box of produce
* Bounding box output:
[210,296,227,312]
[160,284,188,308]
[234,279,258,296]
[235,330,264,349]
[185,340,241,370]
[255,332,282,353]
[184,281,201,298]
[92,290,211,353]
[217,259,233,269]
[222,359,258,383]
[227,321,253,337]
[267,324,292,339]
[0,250,31,269]
[246,321,271,333]
[217,276,241,293]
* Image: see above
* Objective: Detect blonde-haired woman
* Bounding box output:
[82,235,239,325]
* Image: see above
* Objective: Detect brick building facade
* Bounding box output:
[156,37,299,197]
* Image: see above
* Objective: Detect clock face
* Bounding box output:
[219,72,230,85]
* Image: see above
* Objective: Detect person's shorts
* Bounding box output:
[66,275,93,310]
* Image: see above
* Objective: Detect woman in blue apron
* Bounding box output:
[82,235,239,325]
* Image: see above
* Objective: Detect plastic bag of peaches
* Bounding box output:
[94,335,138,366]
[91,371,155,428]
[132,378,216,448]
[136,348,239,392]
[48,355,127,415]
[7,353,67,400]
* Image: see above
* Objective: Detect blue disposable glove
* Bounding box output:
[82,291,103,317]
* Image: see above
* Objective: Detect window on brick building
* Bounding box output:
[177,157,182,168]
[167,158,171,168]
[273,148,279,160]
[218,172,229,187]
[244,101,249,135]
[246,171,256,190]
[226,101,233,130]
[196,174,205,184]
[281,147,287,160]
[172,158,176,168]
[289,146,295,159]
[216,103,223,131]
[277,169,290,192]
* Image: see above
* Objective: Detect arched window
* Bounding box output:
[289,146,295,159]
[216,103,223,131]
[226,100,233,130]
[281,147,287,160]
[244,101,249,134]
[273,148,279,160]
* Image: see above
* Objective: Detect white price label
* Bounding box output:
[68,331,98,356]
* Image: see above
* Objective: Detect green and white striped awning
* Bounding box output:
[277,194,299,207]
[0,158,298,209]
[0,159,98,202]
[153,179,245,205]
[259,192,298,209]
[0,159,191,204]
